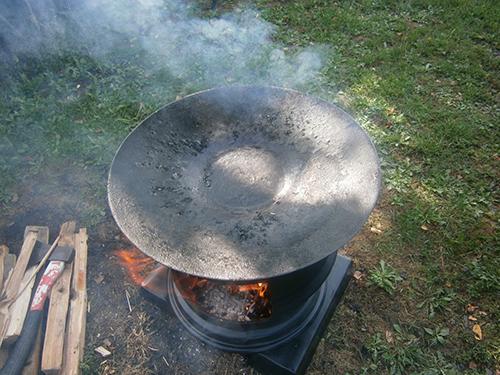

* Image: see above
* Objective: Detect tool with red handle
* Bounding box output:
[0,246,74,375]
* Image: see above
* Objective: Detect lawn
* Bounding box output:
[0,0,498,374]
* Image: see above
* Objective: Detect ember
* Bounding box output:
[173,273,272,322]
[114,248,156,285]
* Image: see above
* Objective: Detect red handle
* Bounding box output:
[30,260,65,311]
[0,260,66,375]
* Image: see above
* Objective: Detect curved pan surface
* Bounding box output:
[108,86,381,281]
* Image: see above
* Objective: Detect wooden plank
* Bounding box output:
[0,231,38,347]
[2,231,37,301]
[0,245,8,293]
[62,228,88,375]
[22,226,49,375]
[58,222,76,248]
[41,221,75,375]
[23,226,49,244]
[41,266,72,375]
[0,253,16,349]
[5,226,50,344]
[4,267,36,344]
[2,254,16,288]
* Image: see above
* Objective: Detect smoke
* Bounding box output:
[0,0,329,220]
[0,0,326,89]
[0,4,329,368]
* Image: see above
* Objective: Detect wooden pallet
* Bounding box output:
[0,222,88,375]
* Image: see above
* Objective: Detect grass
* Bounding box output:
[0,52,184,224]
[255,0,499,372]
[368,260,403,294]
[0,0,498,373]
[363,323,454,374]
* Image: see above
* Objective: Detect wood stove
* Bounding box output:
[108,86,380,374]
[140,253,351,374]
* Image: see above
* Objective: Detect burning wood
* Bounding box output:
[114,248,272,321]
[173,273,272,322]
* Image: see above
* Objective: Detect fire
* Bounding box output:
[114,248,155,285]
[230,282,268,298]
[113,248,272,321]
[173,273,208,304]
[173,272,272,321]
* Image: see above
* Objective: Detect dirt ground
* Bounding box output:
[0,165,394,375]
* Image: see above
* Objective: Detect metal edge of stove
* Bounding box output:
[167,275,327,353]
[140,265,171,310]
[247,255,353,375]
[141,255,353,375]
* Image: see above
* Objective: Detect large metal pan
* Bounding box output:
[108,86,380,281]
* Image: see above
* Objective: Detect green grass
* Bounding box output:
[364,323,455,374]
[80,352,100,375]
[0,52,188,218]
[0,0,498,373]
[256,0,499,372]
[368,260,403,294]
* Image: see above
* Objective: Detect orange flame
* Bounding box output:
[174,272,272,320]
[114,248,155,285]
[230,282,268,298]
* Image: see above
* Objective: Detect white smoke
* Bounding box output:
[1,0,326,89]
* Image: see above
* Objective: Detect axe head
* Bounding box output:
[29,241,75,266]
[49,245,75,263]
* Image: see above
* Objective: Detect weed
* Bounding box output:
[417,287,455,318]
[364,326,425,374]
[80,352,99,375]
[368,260,403,294]
[363,324,456,374]
[423,326,449,347]
[466,258,500,297]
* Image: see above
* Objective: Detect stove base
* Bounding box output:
[248,255,352,375]
[141,255,352,375]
